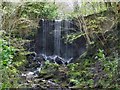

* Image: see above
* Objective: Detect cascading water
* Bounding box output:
[54,20,61,56]
[25,19,87,82]
[40,19,74,64]
[35,19,86,65]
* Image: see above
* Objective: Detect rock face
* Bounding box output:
[35,19,86,63]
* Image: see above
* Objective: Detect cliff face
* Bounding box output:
[71,9,117,58]
[35,20,86,61]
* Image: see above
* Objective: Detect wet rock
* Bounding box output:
[39,54,73,65]
[55,56,64,65]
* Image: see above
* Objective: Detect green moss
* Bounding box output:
[12,51,27,68]
[39,54,119,88]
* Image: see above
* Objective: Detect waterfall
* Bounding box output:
[64,20,72,60]
[54,20,61,56]
[41,19,73,63]
[42,19,47,54]
[36,19,86,64]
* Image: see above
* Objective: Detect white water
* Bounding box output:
[41,19,74,64]
[54,20,61,56]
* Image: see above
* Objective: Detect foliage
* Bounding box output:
[40,61,60,75]
[21,2,58,19]
[0,66,20,89]
[67,2,116,45]
[0,38,15,67]
[2,2,58,39]
[38,48,119,88]
[1,2,59,88]
[69,2,107,19]
[64,32,85,44]
[80,2,107,16]
[39,50,119,88]
[86,16,107,33]
[0,38,17,89]
[1,1,120,89]
[0,33,24,89]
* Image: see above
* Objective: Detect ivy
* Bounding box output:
[0,39,15,67]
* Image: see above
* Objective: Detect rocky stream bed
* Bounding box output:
[15,53,118,89]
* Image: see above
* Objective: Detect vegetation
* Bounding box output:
[0,1,120,89]
[33,49,119,88]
